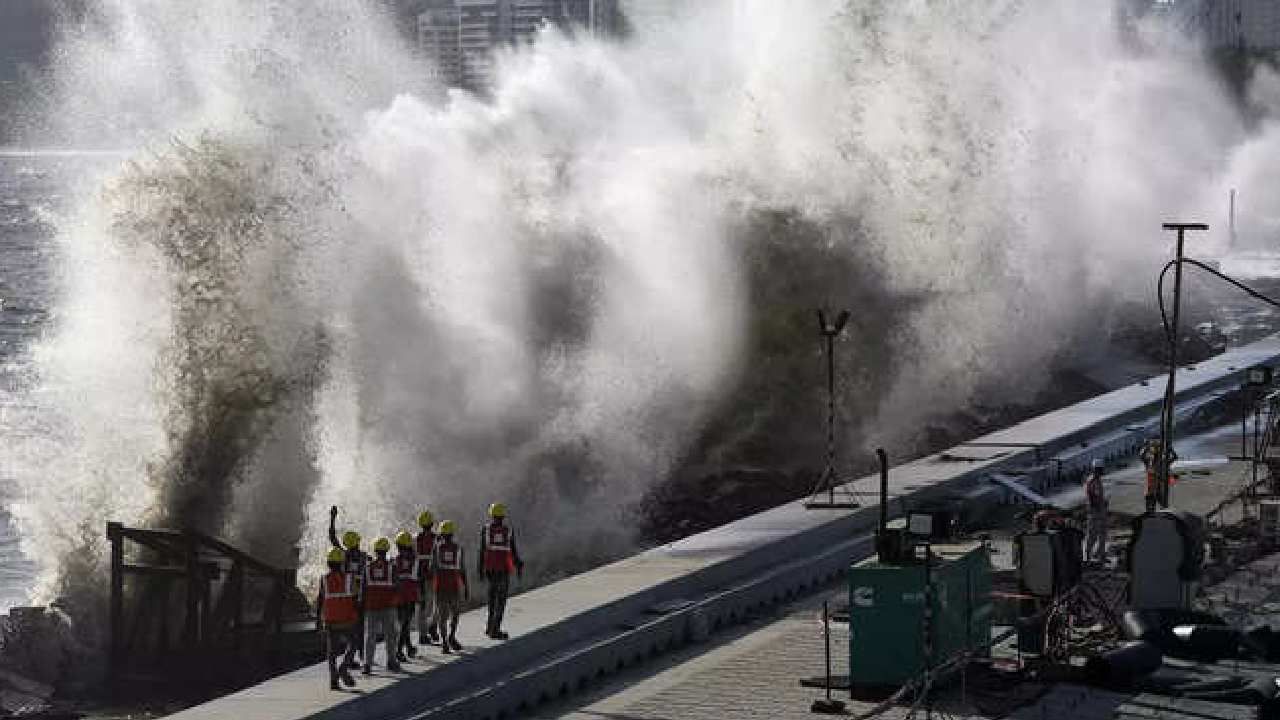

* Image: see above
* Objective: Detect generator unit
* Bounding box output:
[1128,510,1205,611]
[1015,526,1083,598]
[848,542,993,687]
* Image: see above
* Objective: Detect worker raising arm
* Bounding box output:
[328,506,367,669]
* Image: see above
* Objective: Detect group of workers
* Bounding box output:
[1073,438,1173,566]
[315,502,525,690]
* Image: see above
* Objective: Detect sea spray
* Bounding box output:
[3,0,1279,687]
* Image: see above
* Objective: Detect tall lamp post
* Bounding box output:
[806,308,858,509]
[1153,222,1208,511]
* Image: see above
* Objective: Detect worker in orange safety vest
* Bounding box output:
[328,506,367,668]
[316,547,359,690]
[433,520,468,654]
[363,537,402,674]
[414,510,439,646]
[392,531,420,661]
[478,502,523,640]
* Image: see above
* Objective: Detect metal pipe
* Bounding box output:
[108,522,123,687]
[826,331,836,505]
[823,600,832,702]
[1156,222,1208,510]
[877,448,889,535]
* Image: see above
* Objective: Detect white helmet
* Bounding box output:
[1092,459,1105,471]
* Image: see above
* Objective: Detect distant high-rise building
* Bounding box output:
[617,0,686,37]
[419,0,463,88]
[417,0,620,91]
[1151,0,1280,51]
[1200,0,1280,51]
[458,0,503,90]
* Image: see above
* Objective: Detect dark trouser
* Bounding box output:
[436,589,461,640]
[485,572,511,634]
[353,607,365,661]
[397,603,416,653]
[326,623,359,684]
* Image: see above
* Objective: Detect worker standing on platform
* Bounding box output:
[479,502,523,640]
[392,530,420,661]
[316,548,359,690]
[363,537,403,673]
[415,511,439,646]
[433,520,468,654]
[1084,459,1108,564]
[1140,439,1178,507]
[328,506,367,668]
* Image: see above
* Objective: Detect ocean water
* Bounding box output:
[0,152,66,611]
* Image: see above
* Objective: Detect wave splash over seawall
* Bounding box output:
[4,0,1278,672]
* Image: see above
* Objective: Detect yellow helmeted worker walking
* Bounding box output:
[392,530,420,660]
[432,520,468,654]
[479,502,523,640]
[328,506,367,668]
[415,510,439,646]
[316,548,359,690]
[363,537,402,673]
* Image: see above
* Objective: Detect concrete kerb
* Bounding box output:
[392,454,1043,720]
[415,534,880,719]
[325,483,963,719]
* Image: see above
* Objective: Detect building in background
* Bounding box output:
[1198,0,1280,51]
[1143,0,1280,51]
[418,0,464,88]
[413,0,622,91]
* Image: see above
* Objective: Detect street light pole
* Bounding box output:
[1154,222,1208,511]
[806,308,856,509]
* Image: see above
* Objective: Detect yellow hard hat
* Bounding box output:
[436,519,456,535]
[327,547,345,564]
[373,537,391,553]
[488,502,507,519]
[417,510,434,529]
[395,530,413,548]
[341,531,361,550]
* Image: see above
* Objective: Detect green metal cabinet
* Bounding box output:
[848,542,992,687]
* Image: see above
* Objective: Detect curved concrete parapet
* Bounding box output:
[165,335,1280,720]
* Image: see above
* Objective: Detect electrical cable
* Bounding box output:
[1157,258,1280,344]
[1152,258,1280,505]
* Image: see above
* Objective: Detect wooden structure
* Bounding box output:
[106,523,315,686]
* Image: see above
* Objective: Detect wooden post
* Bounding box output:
[200,563,215,650]
[107,522,124,685]
[232,561,245,652]
[184,531,199,651]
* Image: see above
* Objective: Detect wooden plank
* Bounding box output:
[121,564,188,577]
[107,522,123,684]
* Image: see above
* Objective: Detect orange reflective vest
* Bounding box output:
[415,530,435,579]
[364,558,398,611]
[434,541,464,594]
[482,523,516,573]
[322,571,358,626]
[394,554,420,604]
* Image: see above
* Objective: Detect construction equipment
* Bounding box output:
[848,540,992,687]
[1128,511,1205,611]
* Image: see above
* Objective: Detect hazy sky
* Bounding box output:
[0,0,54,81]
